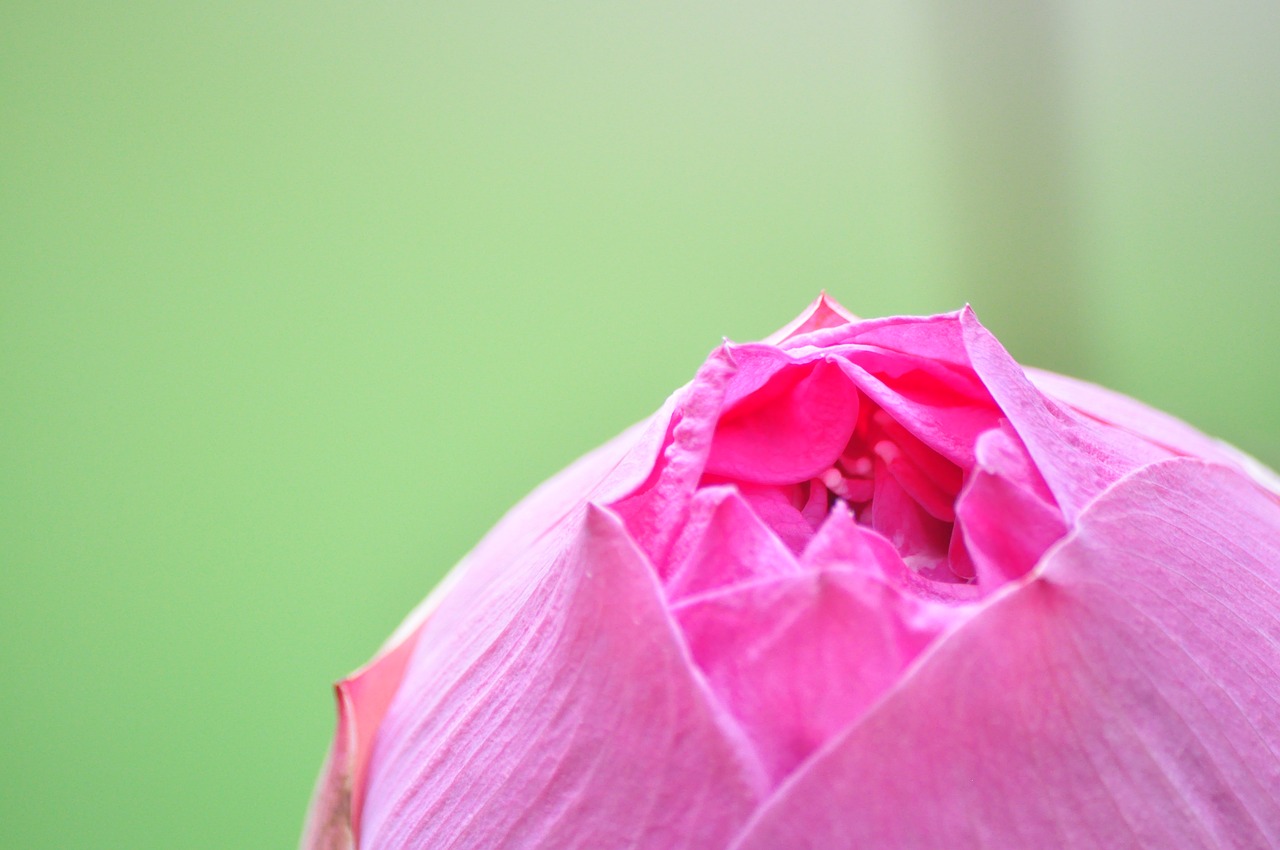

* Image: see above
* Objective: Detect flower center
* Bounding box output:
[699,380,971,583]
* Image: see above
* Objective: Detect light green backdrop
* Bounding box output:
[2,2,1276,848]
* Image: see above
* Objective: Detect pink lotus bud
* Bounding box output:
[303,296,1280,850]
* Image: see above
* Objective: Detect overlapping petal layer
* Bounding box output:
[359,507,766,850]
[731,460,1280,849]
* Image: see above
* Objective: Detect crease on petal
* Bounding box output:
[730,459,1280,850]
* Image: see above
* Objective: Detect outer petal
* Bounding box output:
[359,505,766,850]
[732,459,1280,849]
[1028,365,1280,494]
[302,402,678,849]
[301,630,423,850]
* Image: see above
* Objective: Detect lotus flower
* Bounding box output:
[303,296,1280,850]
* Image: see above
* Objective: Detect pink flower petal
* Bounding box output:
[1028,365,1280,493]
[954,423,1069,587]
[664,485,801,602]
[730,481,820,553]
[675,507,965,787]
[705,358,860,485]
[731,459,1280,849]
[765,292,857,346]
[959,307,1171,519]
[359,506,766,850]
[614,348,737,566]
[301,628,424,850]
[868,459,954,578]
[828,344,1000,469]
[301,403,675,849]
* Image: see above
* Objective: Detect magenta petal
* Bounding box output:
[801,503,904,584]
[732,482,819,553]
[868,459,952,576]
[664,485,800,602]
[955,423,1069,586]
[731,459,1280,849]
[613,348,737,566]
[705,358,859,485]
[359,506,765,850]
[959,308,1171,519]
[675,554,958,787]
[825,319,999,468]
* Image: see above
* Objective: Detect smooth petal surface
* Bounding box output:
[360,506,765,850]
[731,459,1280,850]
[705,358,859,485]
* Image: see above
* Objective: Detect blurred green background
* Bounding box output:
[2,2,1276,847]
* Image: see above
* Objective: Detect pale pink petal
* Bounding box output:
[359,505,766,850]
[302,394,676,847]
[1029,365,1280,493]
[675,507,964,787]
[954,423,1069,587]
[664,485,800,602]
[959,307,1171,519]
[705,358,860,485]
[731,459,1280,849]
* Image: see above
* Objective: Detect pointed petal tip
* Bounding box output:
[764,293,858,346]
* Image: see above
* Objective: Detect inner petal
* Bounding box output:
[704,359,860,485]
[673,509,969,787]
